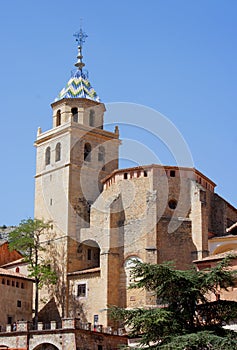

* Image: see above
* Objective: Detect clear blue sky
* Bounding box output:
[0,0,236,226]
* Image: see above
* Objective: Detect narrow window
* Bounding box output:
[17,300,21,308]
[2,279,5,284]
[87,201,92,223]
[84,143,91,162]
[45,147,51,165]
[7,280,10,286]
[21,283,24,289]
[98,146,105,162]
[71,107,78,123]
[124,173,128,179]
[88,249,92,261]
[144,170,148,177]
[50,198,53,206]
[55,142,61,162]
[89,109,95,127]
[12,281,15,287]
[16,281,19,288]
[77,283,86,297]
[16,267,20,273]
[170,170,176,177]
[7,316,12,325]
[56,110,61,126]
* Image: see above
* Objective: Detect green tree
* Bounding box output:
[111,258,237,349]
[8,218,57,327]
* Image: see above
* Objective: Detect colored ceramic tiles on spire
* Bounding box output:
[55,29,100,102]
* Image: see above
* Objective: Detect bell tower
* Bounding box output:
[34,29,120,317]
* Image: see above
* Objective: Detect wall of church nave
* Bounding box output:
[157,218,195,269]
[209,194,237,235]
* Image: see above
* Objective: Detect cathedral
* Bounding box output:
[33,30,237,328]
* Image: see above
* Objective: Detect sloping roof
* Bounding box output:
[0,257,25,268]
[55,70,100,102]
[0,267,33,281]
[193,250,237,263]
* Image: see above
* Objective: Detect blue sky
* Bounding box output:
[0,0,236,225]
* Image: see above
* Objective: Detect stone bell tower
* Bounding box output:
[34,29,120,318]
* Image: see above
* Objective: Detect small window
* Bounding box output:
[56,110,61,126]
[16,281,19,288]
[77,283,86,297]
[71,107,78,123]
[17,300,21,308]
[124,173,128,179]
[55,142,61,162]
[170,170,176,177]
[84,143,91,162]
[7,280,10,286]
[45,147,51,165]
[16,267,20,273]
[89,109,95,127]
[144,170,148,177]
[88,249,92,261]
[12,281,15,287]
[2,279,5,284]
[7,316,12,325]
[21,283,24,289]
[50,198,53,206]
[168,199,177,210]
[98,146,105,162]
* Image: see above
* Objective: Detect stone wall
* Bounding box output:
[0,275,33,329]
[0,319,127,350]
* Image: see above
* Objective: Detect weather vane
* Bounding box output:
[73,27,88,48]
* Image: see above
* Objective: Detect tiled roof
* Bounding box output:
[0,258,25,268]
[55,70,100,102]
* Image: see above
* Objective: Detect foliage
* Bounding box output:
[157,330,237,350]
[8,218,57,324]
[110,257,237,349]
[9,218,57,284]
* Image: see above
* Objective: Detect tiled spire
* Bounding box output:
[55,29,100,102]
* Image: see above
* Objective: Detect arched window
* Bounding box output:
[55,142,61,162]
[89,109,95,127]
[45,147,51,165]
[98,146,105,162]
[84,143,91,162]
[71,107,78,123]
[125,256,142,287]
[56,110,61,126]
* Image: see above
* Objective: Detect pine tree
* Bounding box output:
[111,257,237,349]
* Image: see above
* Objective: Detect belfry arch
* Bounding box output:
[77,239,100,270]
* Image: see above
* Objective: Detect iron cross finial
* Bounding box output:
[73,27,88,48]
